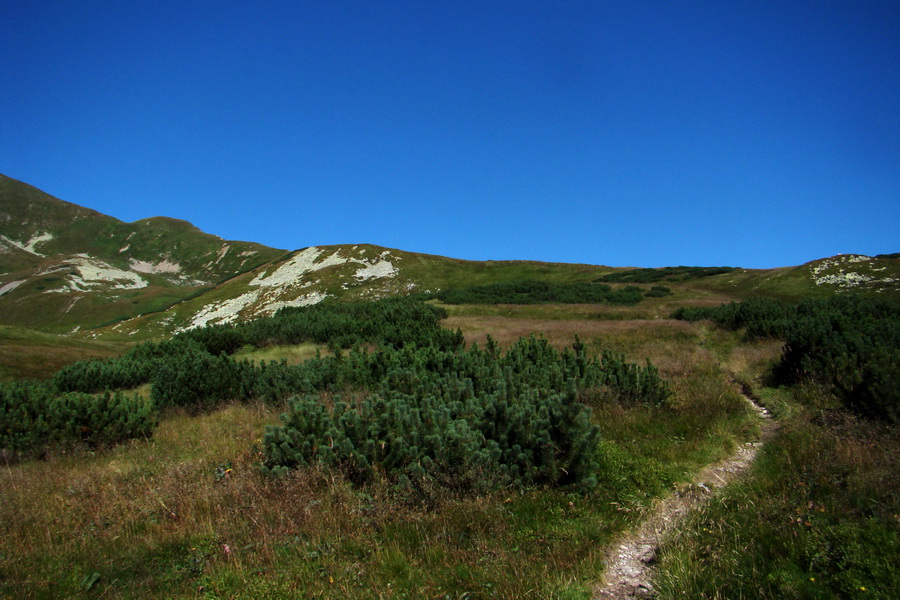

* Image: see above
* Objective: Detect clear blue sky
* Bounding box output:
[2,1,898,268]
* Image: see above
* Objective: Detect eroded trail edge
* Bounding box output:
[593,386,778,599]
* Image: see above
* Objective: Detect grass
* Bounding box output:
[4,286,894,598]
[233,343,326,365]
[0,311,759,599]
[654,384,900,600]
[0,325,131,381]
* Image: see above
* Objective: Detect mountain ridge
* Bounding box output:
[1,173,897,338]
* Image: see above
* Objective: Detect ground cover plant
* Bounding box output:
[0,295,761,598]
[427,280,646,305]
[596,266,737,284]
[4,299,461,458]
[658,295,900,598]
[673,296,900,424]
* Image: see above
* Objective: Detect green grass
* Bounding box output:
[233,342,326,365]
[2,178,896,597]
[0,325,131,381]
[0,174,286,335]
[0,313,760,598]
[654,384,900,600]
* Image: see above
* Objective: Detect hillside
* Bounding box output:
[1,173,898,343]
[1,175,898,599]
[0,174,287,332]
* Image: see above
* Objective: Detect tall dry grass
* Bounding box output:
[1,314,764,598]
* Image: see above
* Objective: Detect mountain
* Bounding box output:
[0,174,286,332]
[1,173,898,340]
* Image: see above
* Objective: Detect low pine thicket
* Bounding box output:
[596,266,736,284]
[427,280,646,305]
[261,335,669,491]
[1,298,669,492]
[0,384,155,456]
[673,296,900,424]
[662,296,900,598]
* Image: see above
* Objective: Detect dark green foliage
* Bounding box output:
[263,389,600,492]
[241,335,670,409]
[4,298,671,483]
[260,335,670,491]
[150,346,245,411]
[51,298,463,398]
[778,298,900,424]
[431,280,644,305]
[597,266,736,284]
[673,296,900,423]
[0,382,156,457]
[644,285,673,298]
[209,297,463,351]
[53,338,203,393]
[670,297,790,337]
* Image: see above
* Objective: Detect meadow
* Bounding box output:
[1,291,897,599]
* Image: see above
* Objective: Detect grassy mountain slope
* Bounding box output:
[1,175,897,598]
[0,325,131,381]
[102,246,899,340]
[2,172,897,344]
[0,174,287,332]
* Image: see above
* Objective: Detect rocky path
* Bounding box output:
[593,385,778,599]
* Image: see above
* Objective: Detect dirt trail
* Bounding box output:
[593,385,778,599]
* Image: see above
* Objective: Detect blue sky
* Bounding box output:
[2,1,898,268]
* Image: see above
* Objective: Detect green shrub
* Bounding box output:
[260,336,671,492]
[644,285,672,297]
[432,281,644,305]
[0,382,156,457]
[597,266,736,284]
[673,296,900,423]
[261,388,600,492]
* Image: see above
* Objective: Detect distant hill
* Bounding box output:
[0,174,286,332]
[1,173,897,339]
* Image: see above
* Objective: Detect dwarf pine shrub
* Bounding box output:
[673,296,900,423]
[261,387,600,492]
[259,335,670,491]
[0,382,156,457]
[432,280,645,305]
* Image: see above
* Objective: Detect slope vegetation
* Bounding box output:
[0,174,286,332]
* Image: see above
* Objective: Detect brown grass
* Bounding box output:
[444,315,696,349]
[0,343,128,381]
[0,400,618,598]
[1,308,767,598]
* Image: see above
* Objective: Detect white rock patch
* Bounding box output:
[0,232,53,256]
[129,258,183,274]
[354,259,397,281]
[27,232,54,254]
[64,296,82,313]
[0,280,25,297]
[251,247,349,287]
[267,291,330,312]
[810,254,875,288]
[183,246,398,330]
[67,256,148,291]
[187,290,262,329]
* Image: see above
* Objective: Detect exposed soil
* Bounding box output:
[593,385,779,599]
